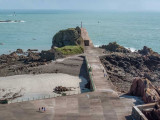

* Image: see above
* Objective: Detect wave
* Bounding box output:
[19,20,26,23]
[125,47,137,52]
[94,45,100,47]
[0,20,26,23]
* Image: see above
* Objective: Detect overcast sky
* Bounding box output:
[1,0,160,12]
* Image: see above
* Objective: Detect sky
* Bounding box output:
[1,0,160,12]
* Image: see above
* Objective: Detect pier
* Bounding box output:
[0,28,141,120]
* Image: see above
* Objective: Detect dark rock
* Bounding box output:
[18,55,28,61]
[100,48,160,93]
[118,61,126,68]
[16,49,23,54]
[40,49,55,61]
[138,46,158,56]
[27,49,38,52]
[100,42,131,53]
[27,52,41,62]
[10,52,18,58]
[143,102,160,120]
[40,49,63,61]
[54,86,71,94]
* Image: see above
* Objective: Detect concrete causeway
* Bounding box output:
[0,28,143,120]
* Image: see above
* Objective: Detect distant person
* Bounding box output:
[44,107,46,111]
[104,73,107,77]
[105,73,107,77]
[42,107,43,111]
[39,108,40,111]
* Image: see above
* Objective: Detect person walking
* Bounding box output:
[42,107,43,111]
[44,107,46,112]
[39,108,40,111]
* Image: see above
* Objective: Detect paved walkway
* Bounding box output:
[0,28,143,120]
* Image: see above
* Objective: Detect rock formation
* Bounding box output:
[143,102,160,120]
[52,27,83,48]
[0,48,64,77]
[100,42,131,53]
[16,49,24,54]
[40,49,63,61]
[138,46,158,56]
[100,44,160,93]
[129,78,160,103]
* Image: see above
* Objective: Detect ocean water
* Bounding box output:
[0,10,160,54]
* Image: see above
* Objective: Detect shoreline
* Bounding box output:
[100,45,160,93]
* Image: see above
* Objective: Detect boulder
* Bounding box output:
[27,52,41,62]
[129,78,160,103]
[52,27,83,48]
[27,49,38,52]
[152,109,160,120]
[40,49,63,61]
[138,46,158,56]
[143,102,160,120]
[100,42,131,53]
[10,52,18,58]
[16,49,23,54]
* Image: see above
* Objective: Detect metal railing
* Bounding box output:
[8,90,81,104]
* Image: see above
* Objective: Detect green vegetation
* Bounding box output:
[55,45,84,55]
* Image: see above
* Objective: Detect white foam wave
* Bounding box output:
[20,20,26,23]
[125,47,136,52]
[0,20,26,23]
[94,45,100,47]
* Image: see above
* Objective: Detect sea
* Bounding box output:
[0,10,160,54]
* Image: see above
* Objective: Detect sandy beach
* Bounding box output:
[0,73,89,103]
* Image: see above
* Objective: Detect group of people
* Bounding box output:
[39,107,46,112]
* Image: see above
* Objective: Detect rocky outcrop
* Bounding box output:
[52,27,83,48]
[138,46,158,56]
[0,52,19,64]
[16,49,23,54]
[100,42,131,53]
[27,49,38,52]
[143,102,160,120]
[27,52,41,62]
[100,45,160,93]
[40,49,63,61]
[129,78,160,103]
[0,48,64,77]
[25,49,63,62]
